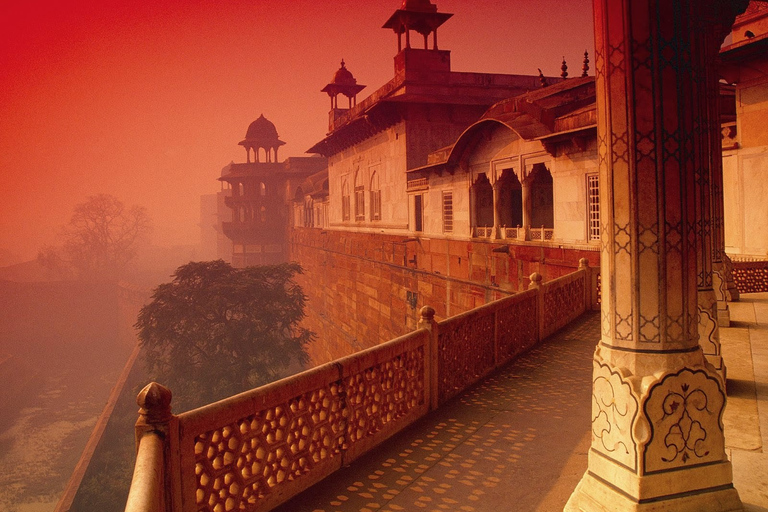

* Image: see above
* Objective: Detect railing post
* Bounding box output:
[126,382,175,512]
[418,306,439,410]
[578,258,591,312]
[528,272,543,342]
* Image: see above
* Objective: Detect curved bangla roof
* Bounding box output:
[240,114,285,148]
[408,76,596,173]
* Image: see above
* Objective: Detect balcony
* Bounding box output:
[122,267,768,512]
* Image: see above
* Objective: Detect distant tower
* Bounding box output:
[322,60,366,131]
[322,60,366,110]
[223,115,288,266]
[582,50,590,77]
[382,0,453,52]
[561,57,569,79]
[239,114,285,163]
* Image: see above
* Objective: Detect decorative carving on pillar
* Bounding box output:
[722,253,741,301]
[566,0,747,509]
[642,368,726,473]
[591,355,639,471]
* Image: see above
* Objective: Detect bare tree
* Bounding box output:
[39,194,152,280]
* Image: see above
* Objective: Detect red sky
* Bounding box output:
[0,0,593,264]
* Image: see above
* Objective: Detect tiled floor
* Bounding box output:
[276,294,768,512]
[275,313,597,512]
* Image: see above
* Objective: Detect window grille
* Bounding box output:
[587,174,600,241]
[342,180,350,221]
[355,185,365,220]
[442,192,453,233]
[370,189,381,220]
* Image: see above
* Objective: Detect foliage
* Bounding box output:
[135,260,312,410]
[38,194,151,280]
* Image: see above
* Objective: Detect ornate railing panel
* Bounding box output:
[125,263,600,512]
[436,305,496,404]
[540,269,587,339]
[503,227,523,240]
[495,290,539,365]
[732,260,768,293]
[529,227,555,241]
[175,329,429,512]
[474,226,494,238]
[337,335,426,461]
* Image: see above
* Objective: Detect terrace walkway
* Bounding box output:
[275,294,768,512]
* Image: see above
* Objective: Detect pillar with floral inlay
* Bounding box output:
[565,0,747,510]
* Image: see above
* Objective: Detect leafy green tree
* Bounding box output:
[135,260,312,410]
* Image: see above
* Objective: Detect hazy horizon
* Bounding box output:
[0,0,593,266]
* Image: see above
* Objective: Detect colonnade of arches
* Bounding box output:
[470,163,553,239]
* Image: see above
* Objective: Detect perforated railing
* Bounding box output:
[732,260,768,293]
[436,289,539,404]
[125,261,599,512]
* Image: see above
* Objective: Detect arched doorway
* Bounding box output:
[497,169,523,238]
[471,173,494,237]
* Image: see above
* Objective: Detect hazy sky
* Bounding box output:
[0,0,593,264]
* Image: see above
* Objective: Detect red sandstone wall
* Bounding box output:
[289,228,599,365]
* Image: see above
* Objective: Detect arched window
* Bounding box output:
[472,174,494,229]
[341,179,350,221]
[354,171,365,221]
[529,164,554,229]
[497,169,523,228]
[370,172,381,221]
[260,182,266,196]
[238,183,245,197]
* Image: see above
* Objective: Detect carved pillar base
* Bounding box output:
[565,347,741,512]
[566,470,742,512]
[722,254,741,302]
[713,263,732,327]
[699,290,726,380]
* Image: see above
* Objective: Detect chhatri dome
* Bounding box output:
[322,60,366,110]
[383,0,452,51]
[239,114,285,163]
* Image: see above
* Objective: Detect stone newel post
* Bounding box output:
[126,382,176,512]
[565,1,747,510]
[418,305,439,411]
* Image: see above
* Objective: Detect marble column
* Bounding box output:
[521,179,532,240]
[492,179,501,239]
[565,1,747,510]
[697,6,731,377]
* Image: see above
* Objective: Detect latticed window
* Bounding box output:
[354,172,365,221]
[587,174,600,241]
[355,186,365,220]
[341,179,350,221]
[370,172,381,221]
[442,192,453,233]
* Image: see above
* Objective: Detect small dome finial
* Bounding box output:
[582,50,589,77]
[561,57,568,79]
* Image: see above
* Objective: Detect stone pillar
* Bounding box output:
[521,179,532,240]
[696,5,729,378]
[492,180,501,239]
[565,1,746,510]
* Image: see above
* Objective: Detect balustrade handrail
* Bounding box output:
[125,261,599,512]
[125,433,166,512]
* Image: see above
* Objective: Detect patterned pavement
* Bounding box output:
[274,312,599,512]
